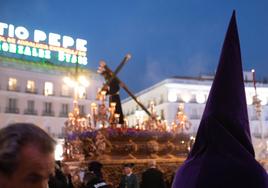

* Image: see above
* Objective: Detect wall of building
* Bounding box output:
[122,77,268,138]
[0,57,103,137]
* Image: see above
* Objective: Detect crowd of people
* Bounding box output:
[49,159,170,188]
[0,122,171,188]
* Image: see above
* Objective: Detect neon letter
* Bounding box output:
[34,30,47,43]
[76,38,87,52]
[48,33,61,47]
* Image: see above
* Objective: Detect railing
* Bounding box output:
[5,107,19,114]
[24,109,38,115]
[43,89,55,96]
[25,88,38,94]
[60,93,72,98]
[7,86,20,92]
[59,112,68,117]
[42,111,55,116]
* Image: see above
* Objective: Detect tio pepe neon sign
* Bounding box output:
[0,22,88,65]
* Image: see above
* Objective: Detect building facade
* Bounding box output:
[122,73,268,138]
[0,56,103,137]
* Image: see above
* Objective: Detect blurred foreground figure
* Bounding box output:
[48,161,74,188]
[140,160,166,188]
[83,161,110,188]
[0,123,56,188]
[172,10,268,188]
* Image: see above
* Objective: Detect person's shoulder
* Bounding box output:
[147,168,163,175]
[130,173,138,180]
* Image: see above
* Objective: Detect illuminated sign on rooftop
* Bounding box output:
[0,22,88,65]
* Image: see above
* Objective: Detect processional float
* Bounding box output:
[63,54,194,161]
[62,54,195,186]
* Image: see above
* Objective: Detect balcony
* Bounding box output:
[7,86,20,92]
[43,89,55,96]
[25,88,38,94]
[42,111,55,117]
[5,107,19,114]
[24,109,38,115]
[59,112,68,117]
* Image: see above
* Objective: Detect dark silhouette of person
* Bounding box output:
[140,160,166,188]
[83,161,110,188]
[118,163,139,188]
[49,161,72,188]
[101,70,124,124]
[172,11,268,188]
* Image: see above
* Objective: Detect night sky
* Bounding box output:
[1,0,268,98]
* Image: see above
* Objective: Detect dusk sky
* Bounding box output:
[1,0,268,98]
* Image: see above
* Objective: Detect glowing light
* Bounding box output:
[63,77,76,88]
[34,30,47,43]
[44,82,53,96]
[2,42,8,51]
[49,33,61,47]
[168,91,177,102]
[76,38,87,52]
[54,143,64,161]
[77,86,86,99]
[246,94,253,105]
[14,26,29,40]
[78,76,89,87]
[196,93,206,104]
[0,21,88,65]
[0,22,8,35]
[190,136,195,140]
[181,93,191,103]
[63,35,74,48]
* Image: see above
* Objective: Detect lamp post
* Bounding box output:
[63,64,91,160]
[252,69,266,159]
[172,103,191,134]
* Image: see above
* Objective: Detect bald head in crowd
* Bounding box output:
[148,160,157,168]
[0,123,56,188]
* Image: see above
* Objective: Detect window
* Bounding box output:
[159,95,164,104]
[44,82,53,96]
[190,108,199,119]
[77,86,86,99]
[6,98,19,113]
[24,100,37,115]
[78,105,85,115]
[43,102,54,116]
[8,78,18,91]
[61,84,70,97]
[26,80,36,93]
[160,109,165,119]
[60,103,69,117]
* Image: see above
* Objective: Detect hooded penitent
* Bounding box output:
[172,11,268,188]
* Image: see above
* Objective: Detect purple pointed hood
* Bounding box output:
[172,11,268,188]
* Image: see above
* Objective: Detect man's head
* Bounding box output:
[88,161,103,178]
[0,123,56,188]
[148,160,156,168]
[123,163,134,175]
[62,163,71,176]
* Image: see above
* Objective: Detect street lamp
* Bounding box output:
[252,69,267,159]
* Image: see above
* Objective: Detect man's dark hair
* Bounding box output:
[0,123,56,176]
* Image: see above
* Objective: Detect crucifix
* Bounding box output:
[97,54,153,126]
